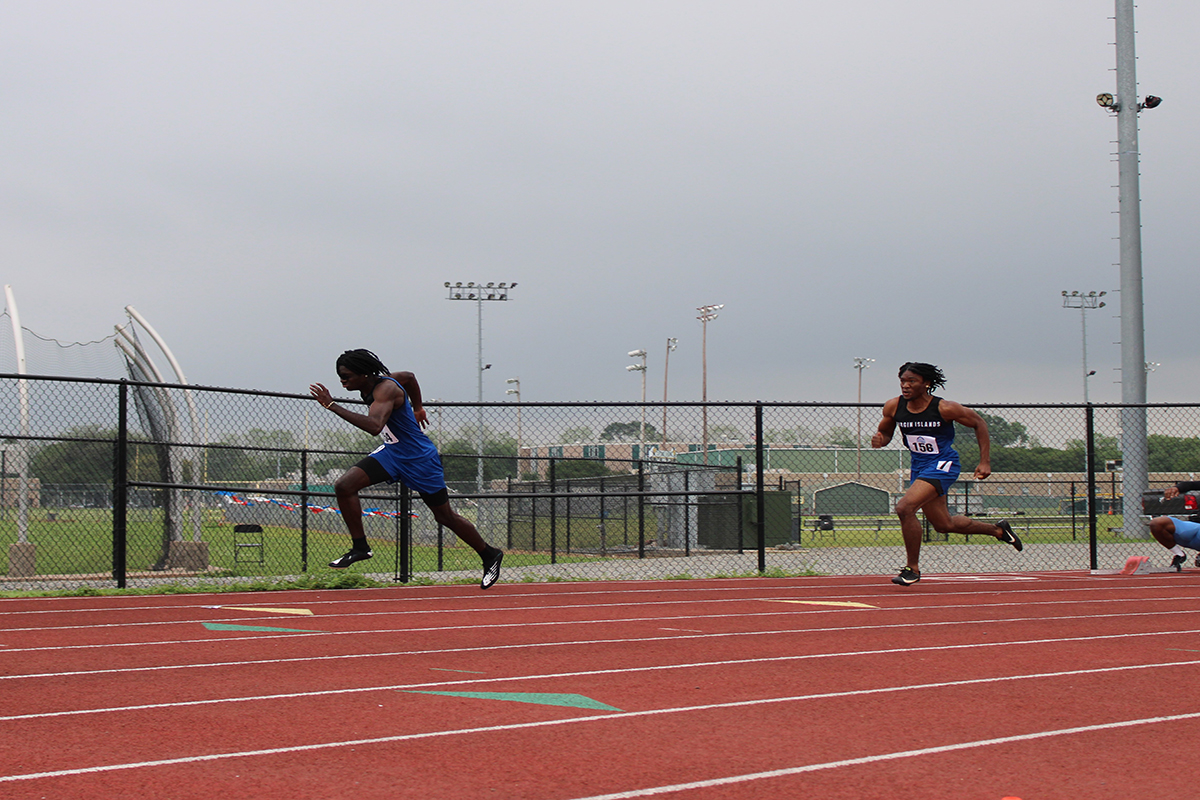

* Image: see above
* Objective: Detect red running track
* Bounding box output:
[1,571,1198,799]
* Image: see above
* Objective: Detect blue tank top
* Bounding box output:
[365,377,440,461]
[894,396,958,466]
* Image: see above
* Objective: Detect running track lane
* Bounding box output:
[0,573,1197,799]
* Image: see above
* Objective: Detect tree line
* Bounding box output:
[25,415,1200,487]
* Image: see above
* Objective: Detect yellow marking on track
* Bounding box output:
[767,600,878,609]
[222,606,314,616]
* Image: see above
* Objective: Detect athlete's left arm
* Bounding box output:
[941,401,992,480]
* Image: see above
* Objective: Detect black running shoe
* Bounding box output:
[481,549,503,590]
[1195,553,1200,569]
[1171,553,1187,572]
[329,548,373,569]
[891,567,920,586]
[997,520,1023,552]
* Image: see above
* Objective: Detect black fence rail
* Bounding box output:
[2,373,1199,591]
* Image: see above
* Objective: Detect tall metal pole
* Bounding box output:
[3,285,29,546]
[475,294,484,492]
[662,337,677,449]
[697,304,723,465]
[853,357,873,480]
[1061,291,1105,403]
[1111,0,1154,537]
[445,281,516,493]
[626,350,647,457]
[506,378,521,476]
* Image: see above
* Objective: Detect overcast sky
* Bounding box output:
[2,1,1198,406]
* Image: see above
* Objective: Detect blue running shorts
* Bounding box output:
[910,457,961,496]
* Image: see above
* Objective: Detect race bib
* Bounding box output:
[906,435,939,455]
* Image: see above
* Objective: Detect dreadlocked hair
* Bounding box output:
[897,362,947,391]
[336,349,389,377]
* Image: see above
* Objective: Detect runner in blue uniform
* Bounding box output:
[1149,481,1200,571]
[309,349,503,589]
[871,362,1023,586]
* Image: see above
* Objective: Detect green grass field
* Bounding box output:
[0,505,1135,581]
[0,507,620,578]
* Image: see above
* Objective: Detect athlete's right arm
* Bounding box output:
[871,397,898,448]
[309,379,398,436]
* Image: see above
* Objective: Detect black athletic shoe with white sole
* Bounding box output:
[329,548,373,569]
[1172,553,1187,572]
[891,567,920,586]
[481,549,503,590]
[997,520,1023,552]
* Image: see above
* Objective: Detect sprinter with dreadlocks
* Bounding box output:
[309,349,504,589]
[871,362,1023,586]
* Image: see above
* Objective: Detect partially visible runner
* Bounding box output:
[309,349,504,589]
[1149,481,1200,571]
[871,362,1024,586]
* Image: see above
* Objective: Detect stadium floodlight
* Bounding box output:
[853,357,875,479]
[1062,290,1106,403]
[661,337,678,449]
[697,304,724,464]
[446,280,517,492]
[627,349,648,455]
[505,378,522,473]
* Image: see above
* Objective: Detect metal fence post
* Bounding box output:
[755,401,765,572]
[397,480,411,583]
[300,449,309,572]
[637,460,645,559]
[1086,404,1098,570]
[549,457,557,564]
[112,379,128,588]
[736,455,744,553]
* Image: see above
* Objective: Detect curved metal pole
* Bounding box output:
[4,285,29,544]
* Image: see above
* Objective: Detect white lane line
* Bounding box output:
[4,651,1200,724]
[0,625,1195,693]
[5,587,1199,634]
[560,712,1200,799]
[0,575,1190,617]
[2,606,1196,661]
[4,666,1200,785]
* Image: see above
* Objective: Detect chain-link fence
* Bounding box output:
[2,373,1198,591]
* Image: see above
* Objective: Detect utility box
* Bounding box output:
[697,492,792,549]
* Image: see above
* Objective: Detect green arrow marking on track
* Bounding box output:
[403,691,622,711]
[202,622,314,633]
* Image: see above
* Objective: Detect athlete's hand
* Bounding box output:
[413,407,428,429]
[309,383,333,407]
[870,432,888,448]
[1165,486,1180,499]
[973,462,991,480]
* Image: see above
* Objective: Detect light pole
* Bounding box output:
[662,337,677,449]
[445,281,517,492]
[697,304,723,465]
[1061,291,1106,403]
[853,357,874,480]
[1097,0,1160,537]
[505,378,521,477]
[626,350,647,457]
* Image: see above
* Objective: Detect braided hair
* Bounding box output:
[897,362,947,392]
[336,349,389,377]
